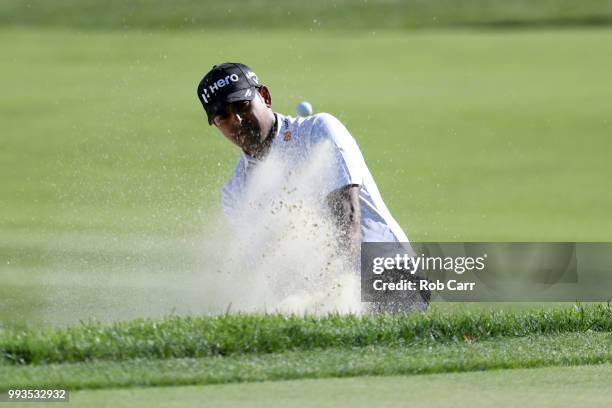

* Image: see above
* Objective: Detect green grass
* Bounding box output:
[2,5,612,400]
[65,364,612,408]
[1,20,612,401]
[2,27,611,240]
[2,304,610,365]
[1,332,609,390]
[3,26,611,324]
[2,0,612,30]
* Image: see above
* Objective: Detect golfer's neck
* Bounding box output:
[250,113,278,160]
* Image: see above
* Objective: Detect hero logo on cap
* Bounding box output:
[200,74,240,103]
[196,62,261,125]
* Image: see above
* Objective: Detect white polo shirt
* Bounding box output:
[222,113,409,243]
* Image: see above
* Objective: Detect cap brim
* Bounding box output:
[207,87,258,125]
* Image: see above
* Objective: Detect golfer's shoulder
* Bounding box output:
[304,112,345,131]
[297,112,353,144]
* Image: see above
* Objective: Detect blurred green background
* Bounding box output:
[1,1,611,324]
[2,0,612,29]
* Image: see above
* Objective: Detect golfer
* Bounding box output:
[197,62,429,311]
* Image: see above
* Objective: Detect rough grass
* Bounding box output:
[2,332,610,390]
[2,0,612,30]
[1,304,610,365]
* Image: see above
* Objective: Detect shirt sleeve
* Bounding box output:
[311,113,365,194]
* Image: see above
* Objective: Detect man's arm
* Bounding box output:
[326,184,361,259]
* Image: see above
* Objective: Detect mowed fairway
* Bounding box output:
[2,27,612,324]
[1,28,612,239]
[69,364,612,408]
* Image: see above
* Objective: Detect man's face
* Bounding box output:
[212,86,273,156]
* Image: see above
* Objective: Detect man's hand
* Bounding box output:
[326,185,361,259]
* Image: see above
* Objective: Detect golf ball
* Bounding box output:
[296,101,313,117]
